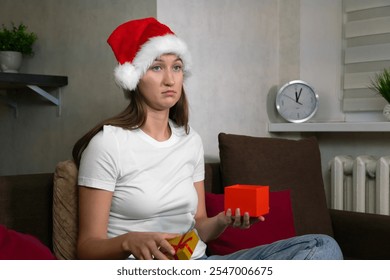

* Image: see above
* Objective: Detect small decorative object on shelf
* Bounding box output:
[0,22,37,73]
[275,80,319,123]
[369,68,390,121]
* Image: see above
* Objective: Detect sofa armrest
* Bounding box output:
[330,209,390,259]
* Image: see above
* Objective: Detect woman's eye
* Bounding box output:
[173,65,183,72]
[151,65,162,71]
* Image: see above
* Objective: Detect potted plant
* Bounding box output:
[369,68,390,120]
[0,22,37,73]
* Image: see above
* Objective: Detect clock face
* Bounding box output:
[275,80,319,123]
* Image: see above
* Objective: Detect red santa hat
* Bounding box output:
[107,17,191,91]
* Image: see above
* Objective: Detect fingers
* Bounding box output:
[159,238,176,256]
[151,245,170,260]
[152,235,178,260]
[226,208,265,229]
[232,208,242,227]
[241,212,251,229]
[138,241,174,260]
[139,246,154,260]
[232,209,250,228]
[258,215,265,222]
[130,232,179,260]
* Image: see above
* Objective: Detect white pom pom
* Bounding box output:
[114,62,140,91]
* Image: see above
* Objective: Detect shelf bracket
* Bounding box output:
[27,85,61,116]
[0,94,18,118]
[27,85,59,105]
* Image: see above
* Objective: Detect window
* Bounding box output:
[342,0,390,112]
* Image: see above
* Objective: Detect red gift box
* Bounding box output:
[224,184,269,216]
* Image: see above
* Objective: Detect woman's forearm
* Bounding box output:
[77,234,131,260]
[195,212,228,243]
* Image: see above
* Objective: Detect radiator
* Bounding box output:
[329,155,390,215]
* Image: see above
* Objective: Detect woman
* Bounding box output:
[72,17,343,260]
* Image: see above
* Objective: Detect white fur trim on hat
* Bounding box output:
[114,62,139,91]
[114,34,191,91]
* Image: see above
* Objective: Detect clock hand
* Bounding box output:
[286,95,303,105]
[297,88,302,102]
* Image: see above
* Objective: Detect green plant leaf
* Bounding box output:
[369,68,390,103]
[0,22,37,55]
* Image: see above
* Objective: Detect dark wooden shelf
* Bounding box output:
[0,72,68,89]
[0,72,68,117]
[268,122,390,132]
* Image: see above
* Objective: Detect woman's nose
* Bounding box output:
[163,69,175,86]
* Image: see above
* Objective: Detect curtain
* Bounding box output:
[342,0,390,111]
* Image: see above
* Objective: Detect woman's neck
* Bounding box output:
[141,111,171,141]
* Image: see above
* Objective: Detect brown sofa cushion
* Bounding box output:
[218,133,333,237]
[52,160,78,260]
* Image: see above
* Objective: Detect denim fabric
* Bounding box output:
[199,234,343,260]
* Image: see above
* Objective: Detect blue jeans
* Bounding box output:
[200,234,343,260]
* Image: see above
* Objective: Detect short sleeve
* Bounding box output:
[78,126,120,191]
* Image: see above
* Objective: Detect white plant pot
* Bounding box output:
[383,103,390,121]
[0,51,23,73]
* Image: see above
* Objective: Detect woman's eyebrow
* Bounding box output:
[154,56,183,62]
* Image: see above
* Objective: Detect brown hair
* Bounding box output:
[72,86,189,167]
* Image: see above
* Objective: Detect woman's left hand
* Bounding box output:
[217,208,265,230]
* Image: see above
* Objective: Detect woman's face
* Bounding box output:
[138,54,184,112]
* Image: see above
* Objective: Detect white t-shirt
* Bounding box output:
[78,120,207,259]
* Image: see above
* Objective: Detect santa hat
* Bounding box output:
[107,17,191,91]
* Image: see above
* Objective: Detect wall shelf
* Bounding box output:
[0,72,68,117]
[268,122,390,132]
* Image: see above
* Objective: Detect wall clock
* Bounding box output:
[275,80,319,123]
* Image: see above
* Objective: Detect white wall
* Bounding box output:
[158,0,285,161]
[300,0,344,122]
[157,0,345,157]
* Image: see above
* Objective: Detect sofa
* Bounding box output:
[1,133,390,259]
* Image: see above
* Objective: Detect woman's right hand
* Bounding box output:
[122,231,180,260]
